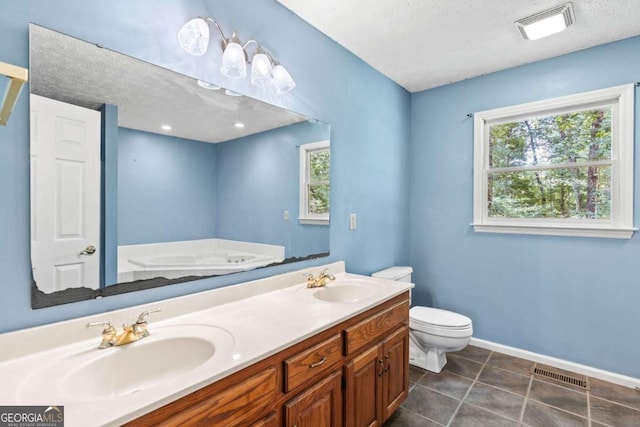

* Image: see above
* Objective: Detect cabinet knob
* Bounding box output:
[384,355,390,372]
[378,359,384,377]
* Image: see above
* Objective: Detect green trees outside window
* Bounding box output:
[488,109,612,220]
[308,149,330,215]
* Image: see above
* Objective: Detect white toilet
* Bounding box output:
[372,266,473,373]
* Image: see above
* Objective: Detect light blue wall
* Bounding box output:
[216,121,330,258]
[117,127,217,245]
[0,0,410,332]
[410,36,640,378]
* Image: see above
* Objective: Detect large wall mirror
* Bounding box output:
[29,24,330,308]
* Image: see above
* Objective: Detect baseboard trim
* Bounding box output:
[470,338,640,390]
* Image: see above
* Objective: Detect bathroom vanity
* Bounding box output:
[0,262,413,427]
[131,293,409,426]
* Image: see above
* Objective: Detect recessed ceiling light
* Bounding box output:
[234,122,245,129]
[224,89,242,97]
[515,3,575,40]
[197,80,221,90]
[161,124,172,131]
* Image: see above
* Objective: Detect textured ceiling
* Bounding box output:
[277,0,640,92]
[29,25,308,144]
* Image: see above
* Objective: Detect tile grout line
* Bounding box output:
[587,394,640,412]
[406,370,447,426]
[519,373,534,425]
[444,350,493,427]
[459,401,523,423]
[525,397,592,421]
[397,405,446,427]
[587,388,591,427]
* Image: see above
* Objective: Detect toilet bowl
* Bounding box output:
[409,306,472,373]
[372,266,473,373]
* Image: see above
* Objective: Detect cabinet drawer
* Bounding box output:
[156,367,277,427]
[344,300,409,355]
[284,333,343,392]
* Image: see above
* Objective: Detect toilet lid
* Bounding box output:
[410,306,472,329]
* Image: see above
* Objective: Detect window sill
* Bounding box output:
[471,223,637,239]
[299,218,329,225]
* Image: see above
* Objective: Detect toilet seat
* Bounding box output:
[410,307,472,338]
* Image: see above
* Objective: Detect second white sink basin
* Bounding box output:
[18,324,234,402]
[313,280,377,303]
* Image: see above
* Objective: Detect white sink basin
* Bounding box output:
[313,280,378,303]
[18,324,234,402]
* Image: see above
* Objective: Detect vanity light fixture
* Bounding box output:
[515,3,575,40]
[178,16,296,94]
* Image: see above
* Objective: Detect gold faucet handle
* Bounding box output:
[86,321,116,348]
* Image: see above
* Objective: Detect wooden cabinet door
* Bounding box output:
[344,345,382,427]
[380,327,409,422]
[285,370,342,427]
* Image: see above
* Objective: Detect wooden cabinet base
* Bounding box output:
[128,292,410,427]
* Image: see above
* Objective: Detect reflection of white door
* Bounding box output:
[30,94,101,292]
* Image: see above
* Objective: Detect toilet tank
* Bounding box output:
[371,266,413,282]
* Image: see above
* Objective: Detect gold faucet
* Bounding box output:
[114,324,140,346]
[306,269,336,288]
[86,309,161,348]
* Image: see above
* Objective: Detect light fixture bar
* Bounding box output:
[515,3,575,40]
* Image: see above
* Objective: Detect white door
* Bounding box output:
[30,94,101,293]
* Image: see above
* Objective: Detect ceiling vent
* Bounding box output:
[516,3,575,40]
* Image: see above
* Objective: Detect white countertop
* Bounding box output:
[0,262,413,427]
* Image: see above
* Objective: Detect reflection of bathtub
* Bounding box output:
[118,239,284,282]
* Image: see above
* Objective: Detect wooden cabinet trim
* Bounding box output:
[249,411,279,427]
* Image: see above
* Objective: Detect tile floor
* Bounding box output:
[383,346,640,427]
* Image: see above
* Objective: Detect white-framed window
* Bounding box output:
[299,140,330,225]
[472,84,635,239]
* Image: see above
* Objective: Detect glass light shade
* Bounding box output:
[178,18,210,56]
[251,53,273,86]
[221,42,247,78]
[272,64,296,95]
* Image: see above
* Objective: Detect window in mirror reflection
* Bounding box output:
[299,140,330,224]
